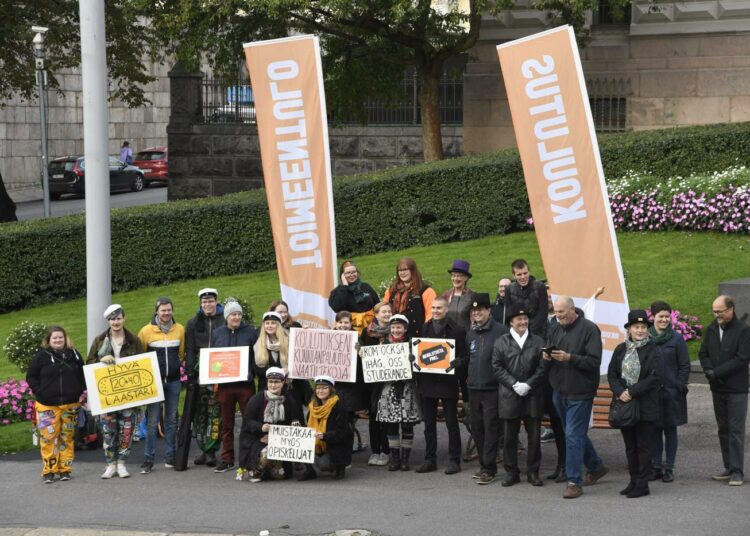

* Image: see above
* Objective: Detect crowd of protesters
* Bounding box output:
[26,257,749,499]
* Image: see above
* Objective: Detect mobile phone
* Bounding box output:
[542,345,558,354]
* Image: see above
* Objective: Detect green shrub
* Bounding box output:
[2,122,750,312]
[3,321,47,372]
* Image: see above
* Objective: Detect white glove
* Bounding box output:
[100,355,116,365]
[516,382,531,397]
[512,382,522,395]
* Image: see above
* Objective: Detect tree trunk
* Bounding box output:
[418,64,444,162]
[0,171,18,223]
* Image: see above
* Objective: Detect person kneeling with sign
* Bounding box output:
[237,368,302,482]
[298,376,353,481]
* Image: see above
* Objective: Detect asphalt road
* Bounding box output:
[1,384,748,536]
[14,185,168,221]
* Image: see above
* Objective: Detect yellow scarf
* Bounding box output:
[307,395,339,454]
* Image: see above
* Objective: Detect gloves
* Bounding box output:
[705,369,716,381]
[100,355,115,365]
[515,382,531,396]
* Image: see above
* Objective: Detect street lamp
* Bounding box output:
[32,25,51,218]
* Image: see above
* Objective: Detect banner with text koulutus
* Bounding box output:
[288,328,357,382]
[84,352,164,416]
[497,26,628,373]
[244,35,337,329]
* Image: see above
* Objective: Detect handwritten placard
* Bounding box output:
[199,346,249,385]
[288,328,357,382]
[84,352,165,416]
[411,338,456,375]
[267,425,316,463]
[361,343,412,383]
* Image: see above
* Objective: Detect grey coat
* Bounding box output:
[492,332,546,419]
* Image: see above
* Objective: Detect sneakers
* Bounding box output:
[367,454,379,466]
[164,458,175,469]
[101,464,117,479]
[729,473,744,486]
[140,461,154,474]
[472,470,483,480]
[583,464,609,486]
[59,472,71,481]
[540,428,555,443]
[117,462,130,478]
[712,469,731,481]
[214,461,234,473]
[563,482,583,499]
[43,474,55,484]
[477,473,495,485]
[373,453,389,466]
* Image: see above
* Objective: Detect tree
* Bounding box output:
[145,0,629,162]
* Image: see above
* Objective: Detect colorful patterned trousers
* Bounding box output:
[35,401,80,476]
[99,409,135,463]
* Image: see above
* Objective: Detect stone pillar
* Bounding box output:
[167,63,203,200]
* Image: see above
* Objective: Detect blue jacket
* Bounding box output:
[211,323,258,388]
[466,319,508,390]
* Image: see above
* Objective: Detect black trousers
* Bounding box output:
[421,396,461,465]
[469,389,501,476]
[503,417,541,476]
[712,392,748,477]
[544,384,565,467]
[621,421,656,489]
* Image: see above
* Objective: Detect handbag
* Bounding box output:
[608,397,639,429]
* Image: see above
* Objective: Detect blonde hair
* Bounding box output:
[255,320,289,368]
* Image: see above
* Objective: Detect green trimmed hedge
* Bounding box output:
[2,122,750,312]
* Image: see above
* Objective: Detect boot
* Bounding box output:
[547,462,565,481]
[388,449,401,471]
[333,465,346,480]
[205,451,217,467]
[116,461,130,478]
[400,448,411,471]
[296,464,317,481]
[101,463,117,479]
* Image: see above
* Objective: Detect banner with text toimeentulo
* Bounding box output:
[497,26,628,372]
[244,35,337,328]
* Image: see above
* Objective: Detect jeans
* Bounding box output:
[712,392,748,477]
[553,390,603,486]
[144,379,182,462]
[652,426,678,470]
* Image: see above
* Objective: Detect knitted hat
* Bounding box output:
[224,301,243,319]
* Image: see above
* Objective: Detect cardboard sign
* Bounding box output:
[84,352,165,416]
[411,338,455,375]
[360,343,412,383]
[267,425,316,463]
[288,328,357,382]
[198,346,250,385]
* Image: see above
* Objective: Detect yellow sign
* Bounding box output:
[84,352,165,416]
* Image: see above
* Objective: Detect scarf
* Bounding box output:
[621,337,648,386]
[347,279,369,305]
[266,340,281,353]
[431,317,448,337]
[155,316,173,334]
[307,395,339,454]
[391,287,411,314]
[648,324,674,346]
[366,320,390,342]
[263,391,286,424]
[388,333,406,344]
[510,328,529,349]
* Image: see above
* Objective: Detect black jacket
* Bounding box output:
[238,391,302,470]
[491,296,508,326]
[492,331,546,419]
[504,276,548,338]
[211,322,258,388]
[607,341,662,423]
[466,319,509,391]
[312,398,353,466]
[185,310,226,379]
[328,281,379,313]
[415,319,467,399]
[699,316,750,394]
[654,331,690,427]
[546,315,602,399]
[27,347,85,407]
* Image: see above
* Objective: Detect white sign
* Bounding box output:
[267,425,316,463]
[361,343,412,383]
[288,328,357,382]
[199,346,250,385]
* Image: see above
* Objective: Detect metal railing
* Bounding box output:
[202,75,257,124]
[587,77,631,132]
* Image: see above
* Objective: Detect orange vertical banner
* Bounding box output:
[244,35,337,328]
[497,26,628,372]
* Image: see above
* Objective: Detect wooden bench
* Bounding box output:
[541,384,613,429]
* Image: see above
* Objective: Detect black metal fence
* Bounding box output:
[587,77,630,132]
[201,71,463,125]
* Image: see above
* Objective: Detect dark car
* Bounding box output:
[133,147,168,185]
[48,155,145,199]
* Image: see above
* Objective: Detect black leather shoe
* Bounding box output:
[527,472,544,487]
[555,472,568,483]
[501,474,521,487]
[650,469,663,481]
[415,461,437,473]
[620,482,636,495]
[444,462,461,475]
[547,464,564,481]
[626,486,650,498]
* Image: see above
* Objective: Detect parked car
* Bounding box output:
[133,147,168,185]
[48,155,145,199]
[210,86,256,124]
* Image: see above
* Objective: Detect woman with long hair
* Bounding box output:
[383,257,436,338]
[26,326,86,483]
[269,300,302,330]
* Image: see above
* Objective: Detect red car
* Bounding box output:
[133,147,168,186]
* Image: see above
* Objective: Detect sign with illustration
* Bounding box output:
[361,343,412,383]
[84,352,164,416]
[288,328,357,382]
[267,425,316,463]
[411,338,455,375]
[199,346,249,385]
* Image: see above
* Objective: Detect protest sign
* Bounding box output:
[360,343,412,383]
[288,328,357,382]
[267,425,316,463]
[411,338,455,375]
[84,352,164,416]
[198,346,249,385]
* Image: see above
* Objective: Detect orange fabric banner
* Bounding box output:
[244,35,337,328]
[497,26,629,372]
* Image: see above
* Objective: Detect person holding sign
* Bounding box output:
[415,297,466,475]
[298,376,353,481]
[26,326,86,483]
[237,367,302,482]
[211,301,259,473]
[376,315,421,472]
[360,301,393,467]
[328,260,380,335]
[491,304,546,488]
[384,257,436,338]
[86,304,144,479]
[332,311,367,453]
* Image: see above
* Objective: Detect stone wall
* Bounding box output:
[0,60,170,199]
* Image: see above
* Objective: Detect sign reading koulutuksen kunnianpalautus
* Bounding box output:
[360,342,412,383]
[267,425,316,463]
[287,327,357,382]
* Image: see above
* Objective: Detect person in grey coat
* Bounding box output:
[491,303,546,487]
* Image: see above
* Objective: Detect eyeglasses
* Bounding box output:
[267,379,283,384]
[397,268,410,273]
[712,307,732,315]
